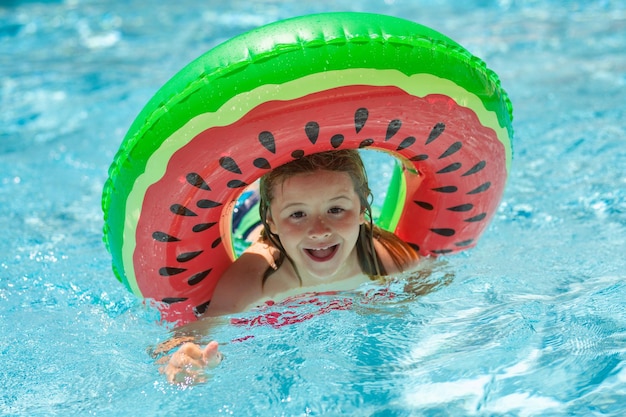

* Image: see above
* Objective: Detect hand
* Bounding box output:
[160,341,223,385]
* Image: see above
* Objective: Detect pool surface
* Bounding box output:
[1,1,625,416]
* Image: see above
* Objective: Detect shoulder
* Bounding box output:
[373,231,420,275]
[206,241,276,316]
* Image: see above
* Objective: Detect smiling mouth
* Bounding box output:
[305,244,338,261]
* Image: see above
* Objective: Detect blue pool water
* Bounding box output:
[1,0,625,415]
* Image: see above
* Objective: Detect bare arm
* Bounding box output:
[373,238,420,275]
[155,240,278,385]
[206,240,278,316]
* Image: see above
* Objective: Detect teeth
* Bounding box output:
[312,246,330,251]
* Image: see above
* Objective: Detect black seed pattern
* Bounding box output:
[259,131,276,153]
[397,136,416,151]
[431,228,456,237]
[150,106,495,316]
[359,139,374,148]
[177,251,203,262]
[186,173,210,190]
[437,162,462,174]
[385,120,402,141]
[253,158,271,169]
[219,156,242,174]
[447,204,473,212]
[193,300,211,316]
[426,123,446,144]
[355,108,368,133]
[305,122,319,144]
[159,267,186,276]
[162,297,188,304]
[197,199,222,208]
[153,231,179,242]
[467,182,491,195]
[439,141,462,159]
[330,134,344,148]
[170,204,197,216]
[227,179,247,188]
[432,186,458,193]
[465,213,487,222]
[462,161,486,176]
[188,269,211,286]
[193,222,216,232]
[414,201,434,210]
[410,154,428,161]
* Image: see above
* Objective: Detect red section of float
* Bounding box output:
[134,85,505,324]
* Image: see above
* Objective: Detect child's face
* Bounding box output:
[266,170,365,283]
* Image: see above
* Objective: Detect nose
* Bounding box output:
[309,216,331,239]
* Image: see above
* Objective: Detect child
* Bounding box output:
[160,149,420,384]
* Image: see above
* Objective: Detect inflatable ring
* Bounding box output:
[102,12,513,324]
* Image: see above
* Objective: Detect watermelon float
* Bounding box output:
[102,12,513,325]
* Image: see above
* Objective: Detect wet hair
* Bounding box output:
[258,149,419,285]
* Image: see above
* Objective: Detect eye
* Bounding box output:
[328,206,345,215]
[289,211,306,219]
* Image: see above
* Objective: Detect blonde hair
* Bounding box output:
[258,150,418,284]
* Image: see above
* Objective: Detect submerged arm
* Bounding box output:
[152,239,278,385]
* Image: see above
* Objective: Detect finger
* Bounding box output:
[169,351,207,370]
[178,342,204,360]
[202,341,223,367]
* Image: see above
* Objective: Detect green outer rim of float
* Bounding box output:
[101,12,514,295]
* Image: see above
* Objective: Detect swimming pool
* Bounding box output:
[1,0,625,415]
